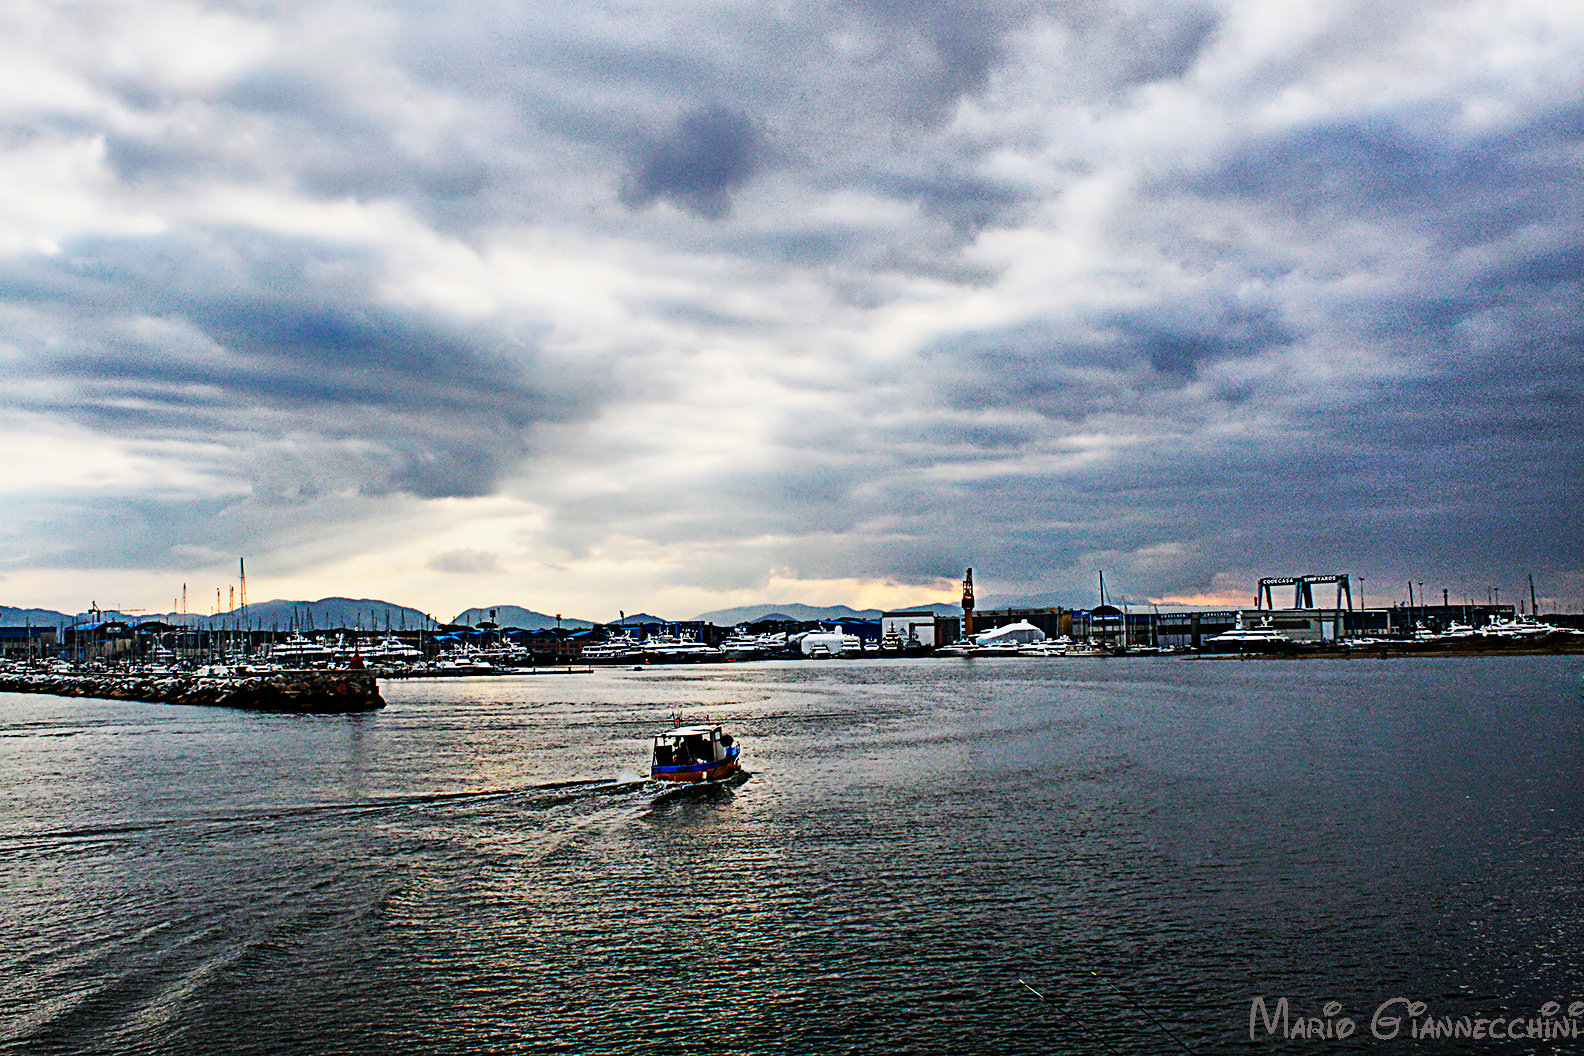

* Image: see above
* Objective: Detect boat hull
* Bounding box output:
[652,747,742,783]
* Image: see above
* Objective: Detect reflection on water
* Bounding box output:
[2,657,1583,1054]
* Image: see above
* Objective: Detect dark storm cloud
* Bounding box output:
[1110,300,1290,379]
[840,0,1220,125]
[0,494,239,572]
[920,297,1288,394]
[845,0,1021,119]
[1191,102,1584,247]
[97,62,501,208]
[3,227,600,511]
[623,105,762,219]
[869,164,1029,234]
[4,0,1583,609]
[1112,8,1219,86]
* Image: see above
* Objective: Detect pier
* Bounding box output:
[0,668,383,713]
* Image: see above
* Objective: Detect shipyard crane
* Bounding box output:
[961,568,975,637]
[1255,574,1353,611]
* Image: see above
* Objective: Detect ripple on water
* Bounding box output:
[2,659,1583,1054]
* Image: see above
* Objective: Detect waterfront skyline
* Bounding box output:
[2,0,1582,619]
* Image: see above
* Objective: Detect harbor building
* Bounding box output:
[64,620,137,663]
[0,626,56,660]
[965,607,1072,641]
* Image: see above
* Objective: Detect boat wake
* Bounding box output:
[0,779,653,849]
[646,769,753,807]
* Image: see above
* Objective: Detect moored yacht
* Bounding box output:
[1206,612,1298,654]
[363,635,424,665]
[1479,614,1563,638]
[795,626,863,658]
[581,633,643,663]
[639,631,722,662]
[269,632,333,666]
[1017,636,1076,657]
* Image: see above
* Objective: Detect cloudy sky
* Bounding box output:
[2,0,1581,620]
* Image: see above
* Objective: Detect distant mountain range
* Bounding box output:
[0,606,80,626]
[237,598,438,630]
[0,598,439,631]
[690,601,961,624]
[451,606,594,630]
[2,597,976,632]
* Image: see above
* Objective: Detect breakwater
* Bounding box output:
[0,668,383,713]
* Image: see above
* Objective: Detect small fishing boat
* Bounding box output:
[650,722,742,783]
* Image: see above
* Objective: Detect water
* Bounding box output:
[2,656,1582,1054]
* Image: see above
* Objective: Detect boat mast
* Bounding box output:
[240,558,247,657]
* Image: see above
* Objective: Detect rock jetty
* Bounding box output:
[0,669,383,713]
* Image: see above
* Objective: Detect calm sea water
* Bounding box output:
[3,656,1583,1055]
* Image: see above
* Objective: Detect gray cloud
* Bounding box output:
[0,223,607,573]
[2,0,1582,610]
[426,549,500,574]
[623,105,763,219]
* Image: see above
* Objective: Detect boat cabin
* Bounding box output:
[652,724,733,767]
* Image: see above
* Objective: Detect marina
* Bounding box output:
[7,568,1582,684]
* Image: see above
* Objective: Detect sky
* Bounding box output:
[2,0,1581,622]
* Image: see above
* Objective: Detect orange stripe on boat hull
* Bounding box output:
[654,761,741,783]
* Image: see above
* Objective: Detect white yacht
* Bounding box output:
[363,635,424,664]
[1206,613,1296,654]
[719,629,788,660]
[639,631,722,662]
[582,633,643,662]
[269,632,333,666]
[1017,636,1076,657]
[431,647,499,675]
[1479,614,1569,638]
[795,626,863,658]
